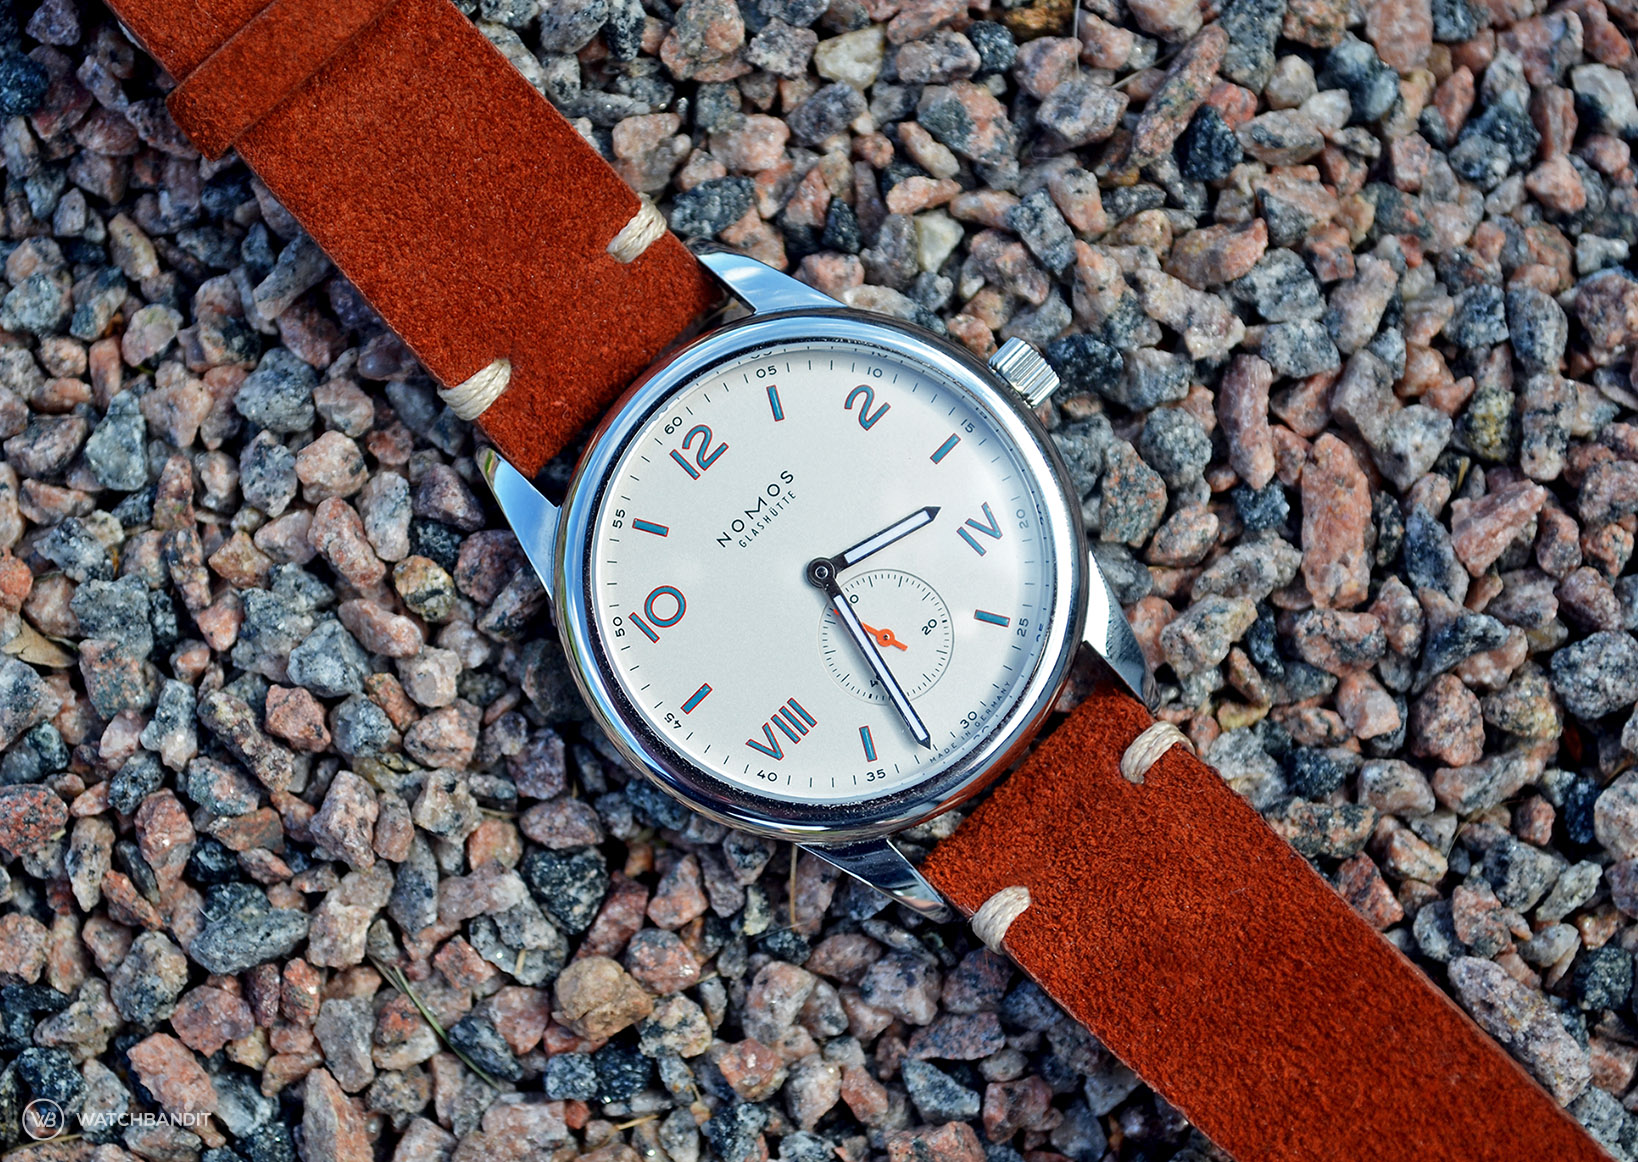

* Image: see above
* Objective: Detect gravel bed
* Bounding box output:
[1,0,1638,1159]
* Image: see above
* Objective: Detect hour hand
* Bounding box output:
[806,558,932,748]
[829,506,939,572]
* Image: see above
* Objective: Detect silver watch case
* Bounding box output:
[551,278,1084,846]
[483,251,1151,864]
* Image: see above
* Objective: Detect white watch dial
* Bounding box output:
[588,337,1058,803]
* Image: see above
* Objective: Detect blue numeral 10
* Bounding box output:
[631,585,686,641]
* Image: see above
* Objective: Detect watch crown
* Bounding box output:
[988,338,1060,409]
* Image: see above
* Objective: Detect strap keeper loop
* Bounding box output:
[167,0,400,159]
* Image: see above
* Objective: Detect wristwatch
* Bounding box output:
[104,1,1606,1159]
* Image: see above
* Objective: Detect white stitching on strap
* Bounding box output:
[438,357,512,421]
[608,197,666,263]
[1120,720,1193,785]
[967,725,1187,954]
[966,725,1189,953]
[971,885,1030,952]
[434,199,664,422]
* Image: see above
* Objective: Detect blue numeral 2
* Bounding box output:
[845,385,890,430]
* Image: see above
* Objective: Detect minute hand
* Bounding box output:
[830,506,939,571]
[806,558,932,748]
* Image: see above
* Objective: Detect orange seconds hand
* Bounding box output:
[860,622,909,651]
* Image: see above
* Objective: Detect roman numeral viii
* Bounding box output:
[746,698,817,760]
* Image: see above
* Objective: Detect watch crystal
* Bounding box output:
[588,337,1060,804]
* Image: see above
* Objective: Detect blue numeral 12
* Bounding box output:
[671,424,728,478]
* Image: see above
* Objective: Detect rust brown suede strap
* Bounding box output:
[109,0,719,477]
[103,2,1603,1155]
[923,682,1603,1162]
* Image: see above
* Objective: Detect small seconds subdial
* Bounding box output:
[819,570,953,703]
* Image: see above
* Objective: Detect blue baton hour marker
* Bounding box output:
[767,384,785,421]
[931,434,960,463]
[860,726,877,762]
[633,519,669,537]
[681,683,711,714]
[974,610,1011,627]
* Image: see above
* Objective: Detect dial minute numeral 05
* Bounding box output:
[670,423,728,479]
[958,502,1004,555]
[746,698,817,760]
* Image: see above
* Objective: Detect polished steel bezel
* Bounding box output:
[551,308,1088,844]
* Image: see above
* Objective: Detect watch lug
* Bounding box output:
[1084,548,1157,709]
[694,245,839,314]
[804,838,950,921]
[477,449,560,602]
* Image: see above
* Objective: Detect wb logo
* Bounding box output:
[22,1098,67,1140]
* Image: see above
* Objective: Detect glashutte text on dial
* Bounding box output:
[715,471,797,549]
